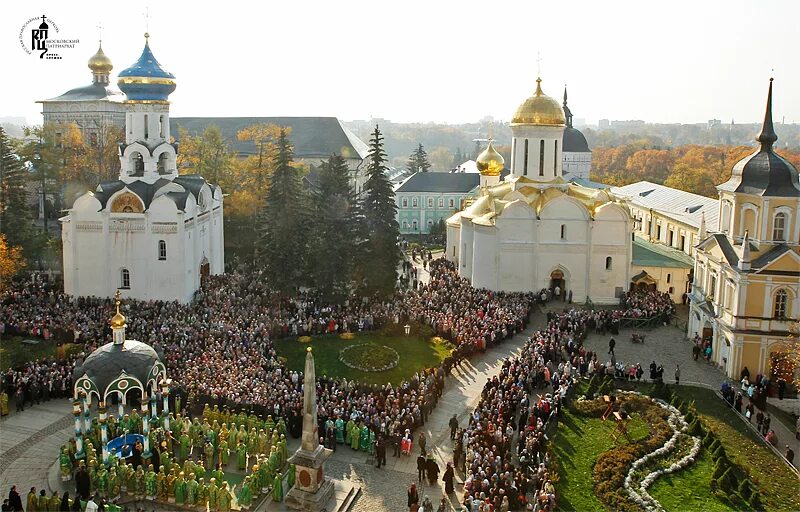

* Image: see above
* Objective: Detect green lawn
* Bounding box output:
[555,382,799,512]
[0,336,80,370]
[553,406,650,511]
[274,332,450,386]
[648,448,738,512]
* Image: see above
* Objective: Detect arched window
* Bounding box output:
[427,197,433,208]
[131,152,144,175]
[402,221,408,229]
[553,140,558,171]
[160,115,165,138]
[773,212,787,241]
[438,198,443,208]
[412,197,418,208]
[402,198,408,208]
[605,257,613,270]
[144,114,149,139]
[666,273,671,284]
[158,240,167,260]
[449,198,454,208]
[157,153,170,174]
[774,289,788,319]
[120,268,130,289]
[412,220,418,231]
[560,224,566,240]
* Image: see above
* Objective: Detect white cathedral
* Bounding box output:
[446,78,631,303]
[60,34,224,303]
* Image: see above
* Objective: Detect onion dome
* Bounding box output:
[476,141,505,177]
[718,79,800,197]
[88,43,113,74]
[118,33,176,103]
[110,293,126,330]
[512,78,566,126]
[562,87,590,152]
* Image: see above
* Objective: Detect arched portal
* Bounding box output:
[550,268,566,300]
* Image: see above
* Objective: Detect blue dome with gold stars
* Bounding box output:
[118,33,176,103]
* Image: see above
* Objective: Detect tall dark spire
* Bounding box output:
[562,85,573,128]
[756,78,777,150]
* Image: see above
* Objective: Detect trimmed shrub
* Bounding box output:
[749,491,762,510]
[718,468,735,492]
[738,479,752,500]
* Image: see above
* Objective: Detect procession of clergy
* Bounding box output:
[55,405,298,511]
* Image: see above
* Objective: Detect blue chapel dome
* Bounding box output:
[117,33,176,102]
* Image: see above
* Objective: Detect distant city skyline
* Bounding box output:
[2,0,798,127]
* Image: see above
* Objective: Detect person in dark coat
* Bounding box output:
[425,455,439,485]
[7,486,22,512]
[75,465,91,499]
[416,454,426,483]
[448,415,458,440]
[442,462,455,494]
[407,483,419,509]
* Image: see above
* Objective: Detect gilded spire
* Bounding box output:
[756,78,777,150]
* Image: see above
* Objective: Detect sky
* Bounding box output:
[2,0,798,126]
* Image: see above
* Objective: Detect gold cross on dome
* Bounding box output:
[97,22,103,43]
[536,51,542,77]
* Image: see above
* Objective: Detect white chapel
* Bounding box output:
[60,34,224,303]
[446,78,631,303]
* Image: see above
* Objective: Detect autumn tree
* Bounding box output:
[0,234,25,291]
[663,163,718,197]
[307,154,360,301]
[176,125,235,186]
[85,121,123,184]
[255,128,308,294]
[359,125,400,296]
[771,322,800,392]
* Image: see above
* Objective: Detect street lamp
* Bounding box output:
[404,324,411,336]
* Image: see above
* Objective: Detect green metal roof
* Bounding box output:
[632,236,693,268]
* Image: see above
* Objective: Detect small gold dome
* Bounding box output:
[511,78,565,126]
[88,43,113,74]
[110,291,126,329]
[476,142,505,177]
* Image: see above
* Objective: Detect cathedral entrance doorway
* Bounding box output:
[200,257,210,283]
[550,269,565,300]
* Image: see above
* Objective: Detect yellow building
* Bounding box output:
[688,79,800,379]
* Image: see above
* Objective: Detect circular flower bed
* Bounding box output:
[339,344,399,372]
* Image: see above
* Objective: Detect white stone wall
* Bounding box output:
[562,152,591,181]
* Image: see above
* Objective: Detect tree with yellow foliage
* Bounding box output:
[0,234,25,292]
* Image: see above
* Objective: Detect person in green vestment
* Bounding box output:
[270,430,279,456]
[218,438,229,466]
[159,446,170,473]
[278,434,288,468]
[196,478,208,510]
[368,428,376,455]
[217,482,232,512]
[247,427,258,455]
[156,466,167,501]
[96,466,109,496]
[237,476,253,510]
[236,441,247,470]
[272,472,284,502]
[118,463,130,494]
[179,432,190,462]
[166,468,177,503]
[237,425,248,450]
[211,463,225,485]
[267,446,279,479]
[227,423,237,452]
[287,463,296,489]
[257,461,270,494]
[350,422,360,450]
[207,478,219,512]
[345,418,355,445]
[36,489,48,511]
[257,429,267,455]
[359,425,370,452]
[194,460,206,481]
[134,466,145,498]
[174,471,186,505]
[145,464,157,500]
[204,440,215,470]
[109,467,121,500]
[59,446,72,482]
[335,416,345,444]
[186,473,198,506]
[276,418,286,436]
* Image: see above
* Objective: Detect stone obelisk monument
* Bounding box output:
[285,347,334,511]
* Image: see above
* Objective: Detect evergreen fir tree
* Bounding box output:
[359,125,400,296]
[308,154,359,301]
[406,143,431,173]
[0,127,33,251]
[255,128,308,295]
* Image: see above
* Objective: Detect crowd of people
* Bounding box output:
[457,294,676,511]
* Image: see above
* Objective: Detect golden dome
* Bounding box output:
[88,43,113,74]
[110,291,126,329]
[476,141,505,177]
[511,78,565,126]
